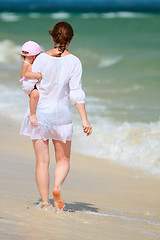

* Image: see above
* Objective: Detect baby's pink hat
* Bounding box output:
[21,40,42,56]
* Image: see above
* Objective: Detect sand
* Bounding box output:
[0,115,160,240]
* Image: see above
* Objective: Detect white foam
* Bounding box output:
[101,12,150,19]
[72,118,160,176]
[98,56,122,68]
[0,12,20,22]
[50,12,71,19]
[0,40,21,63]
[78,211,160,226]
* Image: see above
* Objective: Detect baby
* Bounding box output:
[20,41,42,126]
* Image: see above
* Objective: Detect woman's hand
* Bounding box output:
[82,119,92,136]
[75,103,92,136]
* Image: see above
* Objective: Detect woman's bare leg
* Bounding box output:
[29,89,39,126]
[52,140,71,210]
[33,139,50,203]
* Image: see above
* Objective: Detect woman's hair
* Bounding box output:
[48,21,74,57]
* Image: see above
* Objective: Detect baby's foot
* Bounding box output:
[29,114,38,126]
[53,187,65,211]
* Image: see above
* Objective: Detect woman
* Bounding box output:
[20,21,92,210]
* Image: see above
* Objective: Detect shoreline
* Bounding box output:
[0,114,160,240]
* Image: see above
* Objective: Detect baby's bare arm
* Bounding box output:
[24,65,42,82]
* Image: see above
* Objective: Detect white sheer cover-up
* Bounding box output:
[20,53,85,143]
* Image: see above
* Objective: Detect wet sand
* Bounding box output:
[0,115,160,240]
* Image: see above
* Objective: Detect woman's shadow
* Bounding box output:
[50,199,99,213]
[65,202,99,213]
[36,199,99,213]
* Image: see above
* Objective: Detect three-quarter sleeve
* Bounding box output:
[69,58,85,105]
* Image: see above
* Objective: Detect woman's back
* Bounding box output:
[32,52,84,126]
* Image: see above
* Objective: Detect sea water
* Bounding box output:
[0,11,160,176]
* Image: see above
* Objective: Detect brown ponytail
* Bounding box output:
[48,21,74,57]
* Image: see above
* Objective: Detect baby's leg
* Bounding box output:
[29,88,39,126]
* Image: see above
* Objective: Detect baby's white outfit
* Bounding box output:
[20,61,38,95]
[20,53,85,143]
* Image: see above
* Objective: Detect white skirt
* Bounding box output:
[20,115,73,143]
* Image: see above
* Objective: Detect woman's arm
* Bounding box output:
[75,103,92,136]
[24,64,42,82]
[69,58,92,136]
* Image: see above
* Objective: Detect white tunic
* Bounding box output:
[20,53,85,143]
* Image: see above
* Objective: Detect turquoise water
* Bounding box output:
[0,11,160,175]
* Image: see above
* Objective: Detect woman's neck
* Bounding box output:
[45,48,70,57]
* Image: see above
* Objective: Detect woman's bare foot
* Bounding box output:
[53,187,65,211]
[40,201,51,210]
[29,114,38,126]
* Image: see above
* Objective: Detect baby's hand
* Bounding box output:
[37,73,42,82]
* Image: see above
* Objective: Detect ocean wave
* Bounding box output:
[0,12,21,22]
[72,116,160,177]
[98,56,122,68]
[79,11,150,19]
[50,12,71,19]
[101,12,150,19]
[0,40,21,63]
[75,48,122,68]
